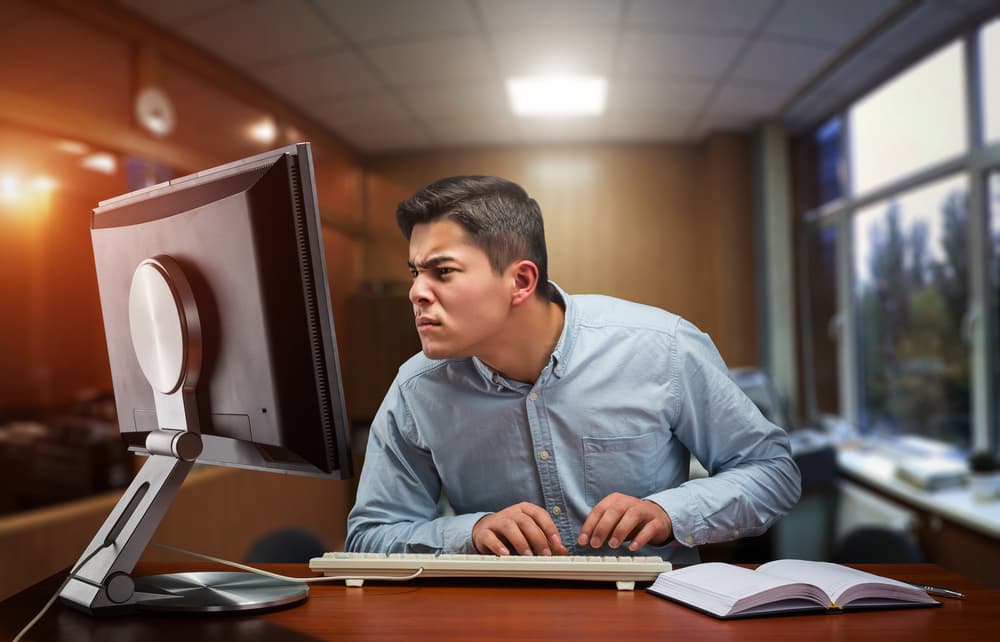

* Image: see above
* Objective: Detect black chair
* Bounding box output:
[245,527,326,563]
[832,526,924,563]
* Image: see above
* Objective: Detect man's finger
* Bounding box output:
[588,506,624,548]
[608,508,643,549]
[627,520,661,552]
[477,530,510,556]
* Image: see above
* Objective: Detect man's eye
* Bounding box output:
[409,269,418,279]
[437,268,455,277]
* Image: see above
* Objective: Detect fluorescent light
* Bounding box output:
[506,75,607,117]
[55,139,89,155]
[81,153,118,175]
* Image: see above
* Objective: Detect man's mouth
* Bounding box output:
[415,316,441,331]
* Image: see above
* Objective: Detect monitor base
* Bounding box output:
[132,572,307,613]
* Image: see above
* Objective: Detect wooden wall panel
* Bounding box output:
[0,2,133,129]
[700,135,758,367]
[362,138,758,365]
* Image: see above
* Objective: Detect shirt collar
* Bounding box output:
[472,281,576,391]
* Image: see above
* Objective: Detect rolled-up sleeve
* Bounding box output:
[345,380,488,554]
[645,320,801,548]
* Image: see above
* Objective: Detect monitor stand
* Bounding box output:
[59,256,307,615]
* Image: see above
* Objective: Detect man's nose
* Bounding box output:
[410,274,433,306]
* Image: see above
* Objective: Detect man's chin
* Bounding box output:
[420,341,467,360]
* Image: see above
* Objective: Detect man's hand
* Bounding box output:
[472,502,570,556]
[578,493,673,552]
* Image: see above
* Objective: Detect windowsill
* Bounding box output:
[836,445,1000,539]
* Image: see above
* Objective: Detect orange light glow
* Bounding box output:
[0,172,55,216]
[248,118,277,144]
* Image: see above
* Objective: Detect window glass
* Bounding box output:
[853,174,970,446]
[804,222,840,415]
[849,41,966,196]
[816,117,844,205]
[982,18,1000,145]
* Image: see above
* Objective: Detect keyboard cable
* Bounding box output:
[13,542,423,642]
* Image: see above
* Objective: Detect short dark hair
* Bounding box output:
[396,176,553,299]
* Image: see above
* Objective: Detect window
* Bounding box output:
[815,118,844,205]
[849,41,967,196]
[798,13,1000,453]
[853,175,970,445]
[982,18,1000,145]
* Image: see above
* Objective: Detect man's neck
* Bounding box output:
[477,295,565,384]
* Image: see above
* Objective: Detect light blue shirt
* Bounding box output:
[346,285,801,563]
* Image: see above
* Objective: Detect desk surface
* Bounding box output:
[838,448,1000,538]
[2,563,997,642]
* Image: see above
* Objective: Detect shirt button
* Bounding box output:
[539,450,550,461]
[528,392,538,401]
[550,506,561,516]
[492,373,500,384]
[684,535,693,545]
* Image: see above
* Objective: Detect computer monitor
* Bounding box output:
[59,142,352,615]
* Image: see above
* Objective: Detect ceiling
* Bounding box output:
[119,0,999,154]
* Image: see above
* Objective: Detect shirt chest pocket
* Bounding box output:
[582,431,670,507]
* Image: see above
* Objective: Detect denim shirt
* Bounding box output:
[346,285,801,563]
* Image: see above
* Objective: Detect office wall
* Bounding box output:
[363,136,759,367]
[0,0,362,597]
[0,0,365,408]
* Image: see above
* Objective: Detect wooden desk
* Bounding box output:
[1,563,996,642]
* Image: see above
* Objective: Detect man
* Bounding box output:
[346,176,800,563]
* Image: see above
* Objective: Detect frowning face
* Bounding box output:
[408,219,515,360]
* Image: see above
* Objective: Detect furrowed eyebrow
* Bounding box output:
[408,255,457,270]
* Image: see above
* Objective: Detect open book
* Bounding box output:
[647,560,940,618]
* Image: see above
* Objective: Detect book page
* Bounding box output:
[648,563,829,617]
[756,560,935,606]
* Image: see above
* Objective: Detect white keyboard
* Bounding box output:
[310,552,672,591]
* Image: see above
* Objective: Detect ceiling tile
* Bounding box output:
[252,49,383,101]
[310,0,477,43]
[608,79,715,114]
[425,113,519,147]
[338,121,432,152]
[119,0,239,27]
[491,31,617,76]
[865,1,970,57]
[513,117,608,143]
[477,0,625,32]
[763,0,896,47]
[400,83,508,122]
[365,36,495,88]
[617,32,746,81]
[692,110,763,139]
[606,111,696,141]
[730,38,834,88]
[179,0,341,66]
[304,93,413,130]
[710,82,786,118]
[626,0,775,36]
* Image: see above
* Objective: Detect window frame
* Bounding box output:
[798,19,1000,454]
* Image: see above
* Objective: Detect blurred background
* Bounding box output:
[1,0,999,599]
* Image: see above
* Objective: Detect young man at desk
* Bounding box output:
[346,176,801,563]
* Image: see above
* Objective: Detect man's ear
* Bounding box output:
[510,260,539,307]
